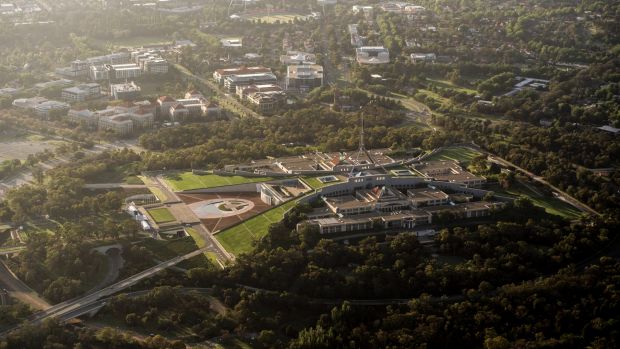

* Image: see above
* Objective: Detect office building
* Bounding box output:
[286,64,323,90]
[61,83,101,102]
[110,81,141,100]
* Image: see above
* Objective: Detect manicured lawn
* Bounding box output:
[89,34,171,49]
[247,13,310,23]
[147,187,168,202]
[186,227,221,266]
[426,79,478,94]
[216,199,299,256]
[186,227,206,248]
[426,146,483,165]
[142,237,196,259]
[488,182,582,220]
[141,237,210,269]
[163,171,274,191]
[302,176,342,189]
[147,208,176,223]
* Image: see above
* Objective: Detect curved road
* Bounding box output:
[0,247,210,337]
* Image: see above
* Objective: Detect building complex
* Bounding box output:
[289,173,503,235]
[286,64,324,90]
[68,102,155,136]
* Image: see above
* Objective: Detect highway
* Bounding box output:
[0,261,51,311]
[464,143,601,216]
[8,247,210,332]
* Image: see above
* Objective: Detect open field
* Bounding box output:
[242,12,311,23]
[215,199,299,256]
[140,237,210,269]
[147,207,176,224]
[186,227,220,265]
[0,137,65,161]
[89,35,171,49]
[163,172,274,191]
[488,182,582,220]
[426,79,478,94]
[425,146,483,165]
[147,187,168,202]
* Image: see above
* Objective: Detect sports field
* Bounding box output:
[147,207,176,224]
[215,199,299,256]
[242,12,311,23]
[425,146,483,165]
[163,172,274,191]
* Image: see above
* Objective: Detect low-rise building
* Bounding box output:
[70,104,154,135]
[224,73,278,93]
[61,83,101,102]
[89,65,109,81]
[67,109,98,128]
[34,100,70,119]
[12,96,47,110]
[295,174,504,235]
[169,103,189,121]
[132,49,168,74]
[157,96,177,117]
[247,91,286,114]
[407,188,450,207]
[280,51,317,65]
[221,38,242,48]
[203,100,222,117]
[110,82,141,100]
[34,79,73,91]
[0,87,20,96]
[352,5,374,16]
[356,46,390,64]
[99,114,134,136]
[213,66,272,85]
[236,84,283,100]
[286,64,323,90]
[411,53,436,63]
[175,98,206,117]
[106,63,142,80]
[412,160,486,187]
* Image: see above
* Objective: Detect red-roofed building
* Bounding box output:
[157,95,177,118]
[169,103,189,121]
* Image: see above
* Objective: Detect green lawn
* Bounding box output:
[141,237,210,269]
[186,227,221,266]
[247,13,310,23]
[89,35,171,49]
[426,79,478,94]
[488,182,582,220]
[163,171,274,191]
[147,187,168,202]
[426,146,483,166]
[216,199,299,256]
[302,176,342,189]
[147,208,176,224]
[186,227,206,248]
[141,238,195,259]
